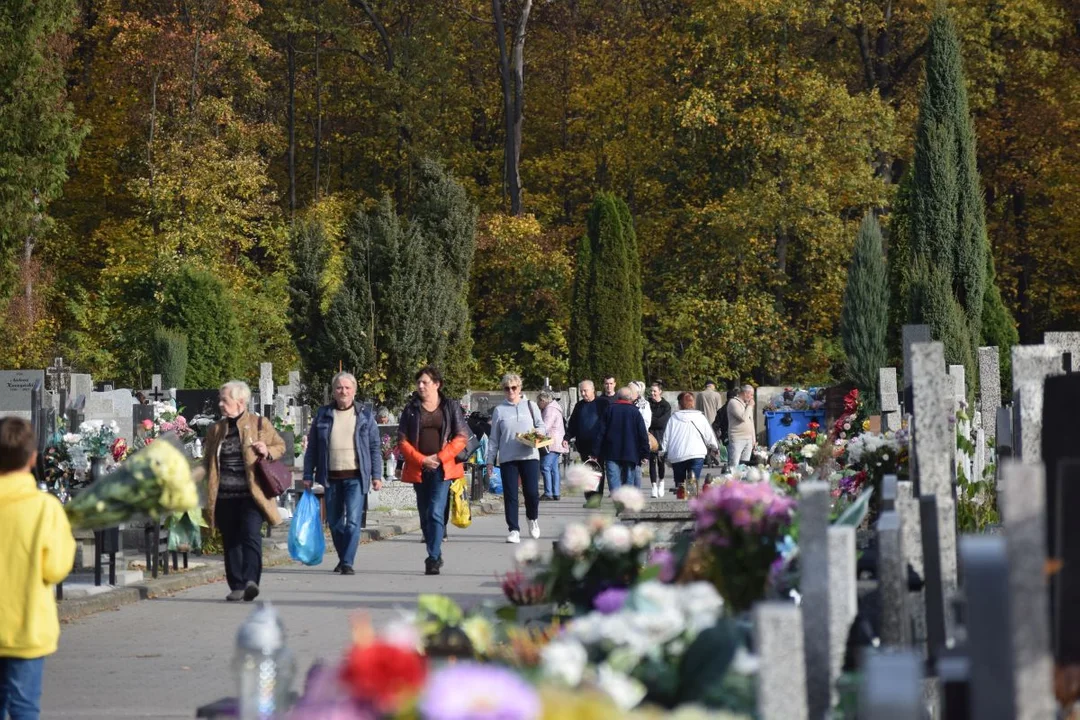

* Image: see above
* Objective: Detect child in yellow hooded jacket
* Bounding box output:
[0,417,74,719]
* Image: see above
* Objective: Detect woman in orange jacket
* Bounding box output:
[396,366,469,576]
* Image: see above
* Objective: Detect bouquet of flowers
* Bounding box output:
[690,480,796,612]
[66,420,121,460]
[64,434,200,530]
[380,434,396,462]
[137,402,197,446]
[540,494,655,610]
[832,388,867,442]
[767,421,829,493]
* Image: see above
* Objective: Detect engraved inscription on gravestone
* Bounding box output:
[0,370,46,412]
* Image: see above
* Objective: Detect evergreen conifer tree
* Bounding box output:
[150,327,188,391]
[287,220,331,389]
[160,265,240,387]
[568,231,595,383]
[905,10,991,393]
[324,220,376,385]
[841,213,889,408]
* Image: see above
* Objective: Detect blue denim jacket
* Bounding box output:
[303,403,382,493]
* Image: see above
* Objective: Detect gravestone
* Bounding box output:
[798,482,831,719]
[67,373,93,405]
[877,510,910,646]
[911,342,953,498]
[896,481,926,644]
[961,535,1017,720]
[947,364,966,409]
[85,389,138,443]
[973,426,986,485]
[1011,345,1064,464]
[978,347,1000,442]
[259,362,274,412]
[279,370,301,401]
[827,525,857,695]
[902,324,932,410]
[859,650,923,720]
[920,495,948,665]
[0,370,46,420]
[880,368,901,431]
[753,602,809,720]
[175,390,221,420]
[273,395,287,420]
[1000,462,1054,720]
[1044,332,1080,369]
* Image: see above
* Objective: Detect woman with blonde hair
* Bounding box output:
[486,373,546,544]
[204,380,285,602]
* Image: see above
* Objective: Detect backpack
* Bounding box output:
[713,399,730,442]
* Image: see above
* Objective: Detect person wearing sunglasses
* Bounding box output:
[486,373,547,543]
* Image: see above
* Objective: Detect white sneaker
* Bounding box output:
[651,483,659,499]
[528,520,541,539]
[658,481,666,498]
[507,530,521,544]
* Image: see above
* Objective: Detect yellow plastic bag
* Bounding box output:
[450,477,472,529]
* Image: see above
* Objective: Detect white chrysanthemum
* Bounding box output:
[597,524,633,554]
[611,485,646,512]
[558,522,592,557]
[541,639,589,687]
[801,444,819,459]
[597,664,648,710]
[514,539,540,564]
[630,524,654,548]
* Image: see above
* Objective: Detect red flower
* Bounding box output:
[340,641,427,711]
[809,421,820,430]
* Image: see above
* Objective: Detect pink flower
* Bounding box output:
[142,419,154,430]
[732,508,752,529]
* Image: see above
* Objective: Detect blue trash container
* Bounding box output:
[765,409,826,447]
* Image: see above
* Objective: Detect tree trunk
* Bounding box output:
[287,31,296,217]
[493,0,531,216]
[314,23,322,201]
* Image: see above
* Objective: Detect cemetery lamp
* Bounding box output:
[234,603,295,720]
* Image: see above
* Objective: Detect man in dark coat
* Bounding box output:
[595,387,650,491]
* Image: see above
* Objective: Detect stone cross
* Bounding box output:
[1011,345,1064,464]
[1000,462,1054,720]
[798,482,831,719]
[876,509,910,646]
[151,374,162,392]
[46,357,68,393]
[858,650,923,719]
[879,367,900,431]
[279,370,301,400]
[961,535,1017,720]
[259,362,274,412]
[827,526,857,697]
[911,341,953,498]
[753,602,809,720]
[978,346,1001,442]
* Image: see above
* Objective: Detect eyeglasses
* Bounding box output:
[503,385,520,391]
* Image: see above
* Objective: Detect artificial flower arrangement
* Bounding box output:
[64,433,201,530]
[63,419,122,468]
[765,387,826,412]
[831,388,867,442]
[136,401,197,447]
[766,421,831,494]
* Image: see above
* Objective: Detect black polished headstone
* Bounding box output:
[174,390,221,420]
[921,495,947,667]
[1054,459,1080,664]
[960,536,1016,720]
[938,653,971,720]
[1042,374,1080,558]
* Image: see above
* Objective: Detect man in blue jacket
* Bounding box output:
[594,386,650,492]
[303,372,383,575]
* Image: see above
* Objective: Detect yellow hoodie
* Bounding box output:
[0,471,75,659]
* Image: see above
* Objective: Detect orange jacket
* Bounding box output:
[396,396,469,483]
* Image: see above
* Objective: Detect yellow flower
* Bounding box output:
[861,419,870,431]
[540,685,619,720]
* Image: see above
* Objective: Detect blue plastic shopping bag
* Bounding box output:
[288,490,326,566]
[488,466,503,495]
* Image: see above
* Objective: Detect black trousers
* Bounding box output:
[648,452,666,484]
[216,496,263,591]
[501,460,540,532]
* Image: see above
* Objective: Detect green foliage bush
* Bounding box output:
[150,327,188,390]
[841,213,889,409]
[160,265,240,388]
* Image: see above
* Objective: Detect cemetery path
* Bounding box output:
[42,497,595,720]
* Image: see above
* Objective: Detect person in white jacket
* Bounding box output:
[660,392,719,490]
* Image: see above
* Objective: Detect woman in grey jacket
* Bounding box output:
[486,373,546,544]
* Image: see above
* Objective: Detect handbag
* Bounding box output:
[254,416,291,498]
[456,433,482,463]
[648,432,660,453]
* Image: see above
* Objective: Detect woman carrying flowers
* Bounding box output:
[203,380,285,602]
[397,366,469,576]
[486,373,546,544]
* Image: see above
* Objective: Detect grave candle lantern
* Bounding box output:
[235,603,295,720]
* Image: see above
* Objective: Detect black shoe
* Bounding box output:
[243,582,260,602]
[425,558,440,575]
[553,496,560,501]
[340,565,355,575]
[438,556,445,568]
[333,562,343,573]
[226,589,244,602]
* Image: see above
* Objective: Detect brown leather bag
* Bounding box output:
[254,416,291,498]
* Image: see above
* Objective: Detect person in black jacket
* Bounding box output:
[594,387,650,492]
[647,382,672,498]
[567,379,607,507]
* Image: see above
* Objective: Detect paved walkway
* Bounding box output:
[42,497,597,719]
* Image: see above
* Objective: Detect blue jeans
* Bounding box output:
[414,467,450,562]
[605,461,642,492]
[501,460,540,532]
[672,458,705,487]
[325,478,365,568]
[540,453,562,497]
[0,656,44,720]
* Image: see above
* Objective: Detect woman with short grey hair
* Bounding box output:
[486,373,546,543]
[204,380,285,602]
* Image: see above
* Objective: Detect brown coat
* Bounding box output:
[203,413,285,529]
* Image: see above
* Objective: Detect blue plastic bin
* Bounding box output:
[764,409,826,447]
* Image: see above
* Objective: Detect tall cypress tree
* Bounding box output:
[905,10,989,393]
[287,220,331,388]
[568,193,643,384]
[324,217,376,385]
[841,213,889,408]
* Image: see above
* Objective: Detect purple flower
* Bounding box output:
[648,548,678,583]
[593,587,630,614]
[419,663,540,720]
